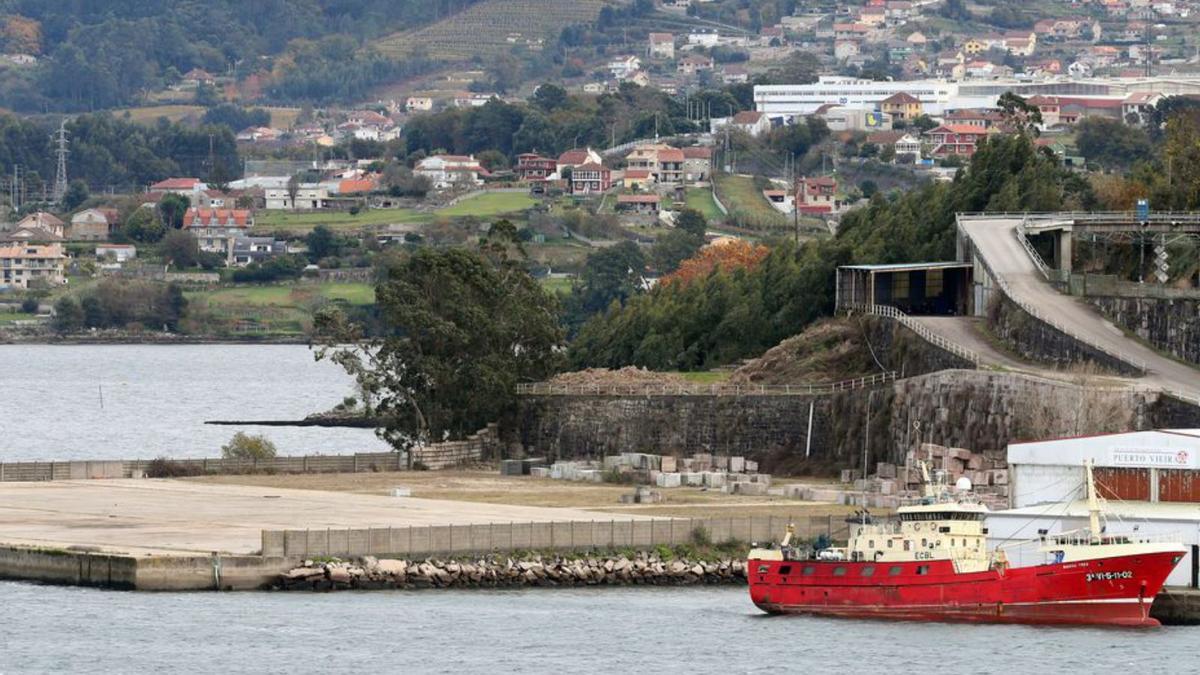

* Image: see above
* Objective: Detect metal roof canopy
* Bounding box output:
[838,262,972,273]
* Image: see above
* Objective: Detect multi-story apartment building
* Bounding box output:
[0,243,66,289]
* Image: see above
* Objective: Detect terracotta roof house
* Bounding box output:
[557,147,603,169]
[570,162,612,194]
[150,177,203,193]
[15,212,65,238]
[880,92,922,120]
[182,207,253,257]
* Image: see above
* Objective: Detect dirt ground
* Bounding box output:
[189,470,853,519]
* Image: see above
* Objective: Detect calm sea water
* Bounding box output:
[0,344,389,461]
[1,583,1197,674]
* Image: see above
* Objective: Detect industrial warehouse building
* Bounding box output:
[986,430,1200,588]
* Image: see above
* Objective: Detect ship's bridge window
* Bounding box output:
[861,566,875,577]
[803,566,815,576]
[916,565,930,576]
[888,565,903,576]
[779,565,792,576]
[833,567,847,576]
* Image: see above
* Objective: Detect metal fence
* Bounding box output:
[515,373,897,398]
[261,514,851,559]
[844,303,982,367]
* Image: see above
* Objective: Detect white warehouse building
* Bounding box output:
[985,430,1200,588]
[754,77,965,118]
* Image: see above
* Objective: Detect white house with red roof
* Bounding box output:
[556,148,603,174]
[731,110,771,137]
[648,33,675,59]
[414,154,488,190]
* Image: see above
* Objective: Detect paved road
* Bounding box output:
[909,316,1030,370]
[959,216,1200,400]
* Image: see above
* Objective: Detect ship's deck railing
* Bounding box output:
[1039,529,1182,547]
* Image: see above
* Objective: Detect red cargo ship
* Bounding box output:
[748,461,1184,627]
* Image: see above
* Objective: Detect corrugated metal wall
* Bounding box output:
[1159,470,1200,503]
[1094,467,1150,501]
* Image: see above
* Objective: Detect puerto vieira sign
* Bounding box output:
[1110,448,1191,467]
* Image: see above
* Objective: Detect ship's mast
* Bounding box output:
[1085,459,1102,542]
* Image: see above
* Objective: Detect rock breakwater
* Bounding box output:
[276,551,748,591]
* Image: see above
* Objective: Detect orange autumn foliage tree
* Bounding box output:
[1,16,40,54]
[661,240,771,287]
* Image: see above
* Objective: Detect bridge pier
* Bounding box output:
[1054,229,1073,274]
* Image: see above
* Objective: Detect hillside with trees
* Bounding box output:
[0,0,478,110]
[569,135,1097,371]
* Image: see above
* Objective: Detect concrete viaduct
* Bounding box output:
[840,212,1200,403]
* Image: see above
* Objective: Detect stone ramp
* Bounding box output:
[958,216,1200,400]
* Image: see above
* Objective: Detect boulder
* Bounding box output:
[376,557,410,571]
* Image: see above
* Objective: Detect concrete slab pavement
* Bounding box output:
[0,479,658,557]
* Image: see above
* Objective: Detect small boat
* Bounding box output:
[747,460,1185,626]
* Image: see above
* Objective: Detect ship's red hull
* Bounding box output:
[748,550,1182,627]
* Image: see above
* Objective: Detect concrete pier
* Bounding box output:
[0,479,657,590]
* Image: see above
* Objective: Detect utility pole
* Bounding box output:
[52,120,69,205]
[10,164,20,213]
[206,133,215,180]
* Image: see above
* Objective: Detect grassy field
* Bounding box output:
[254,193,536,233]
[376,0,610,60]
[675,371,732,385]
[685,188,725,223]
[0,311,33,324]
[188,470,855,518]
[115,105,205,123]
[183,282,374,335]
[189,282,374,307]
[713,174,790,229]
[438,192,537,218]
[539,276,575,295]
[252,208,432,232]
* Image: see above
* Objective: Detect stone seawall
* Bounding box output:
[516,369,1197,476]
[513,317,966,473]
[276,552,747,591]
[985,293,1142,376]
[1085,296,1200,367]
[515,391,831,467]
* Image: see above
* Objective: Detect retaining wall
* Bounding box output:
[985,292,1142,376]
[514,317,962,470]
[0,546,138,589]
[517,368,1188,476]
[261,514,848,558]
[1085,296,1200,367]
[0,426,496,482]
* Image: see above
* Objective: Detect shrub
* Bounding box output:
[221,432,278,460]
[689,525,712,547]
[20,298,38,313]
[145,457,202,478]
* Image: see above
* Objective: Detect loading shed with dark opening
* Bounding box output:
[836,262,973,315]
